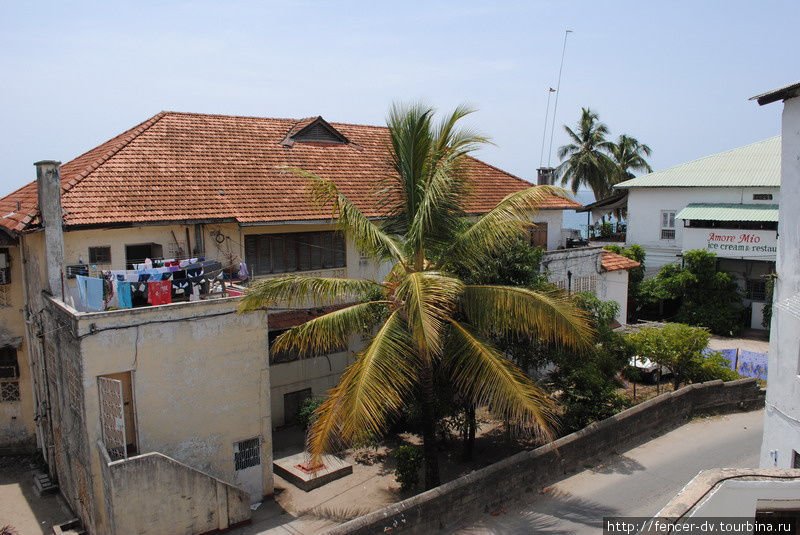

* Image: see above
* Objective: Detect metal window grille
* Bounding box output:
[0,248,10,285]
[573,275,597,294]
[745,279,767,301]
[88,246,112,264]
[660,229,676,240]
[0,363,19,402]
[234,437,261,471]
[753,193,773,200]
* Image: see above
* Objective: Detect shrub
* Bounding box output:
[393,445,423,492]
[639,250,744,335]
[627,323,710,390]
[296,397,324,429]
[688,351,740,383]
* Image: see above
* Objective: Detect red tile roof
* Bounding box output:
[601,250,641,272]
[0,112,580,233]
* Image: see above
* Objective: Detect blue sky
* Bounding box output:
[0,1,795,198]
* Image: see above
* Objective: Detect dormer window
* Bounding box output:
[282,117,348,146]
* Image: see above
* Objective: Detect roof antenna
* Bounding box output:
[547,29,573,168]
[539,88,556,167]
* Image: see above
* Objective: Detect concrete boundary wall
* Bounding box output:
[326,379,764,535]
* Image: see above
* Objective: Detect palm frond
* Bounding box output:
[446,318,557,440]
[462,285,594,350]
[238,275,382,311]
[306,310,418,459]
[395,271,463,357]
[441,185,571,269]
[272,300,391,356]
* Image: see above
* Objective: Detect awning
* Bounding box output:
[676,203,779,222]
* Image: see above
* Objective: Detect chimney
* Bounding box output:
[35,160,65,300]
[537,167,555,186]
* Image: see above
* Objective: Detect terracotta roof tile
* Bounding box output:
[601,250,641,272]
[0,111,580,233]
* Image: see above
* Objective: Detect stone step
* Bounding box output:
[32,470,58,496]
[52,518,86,535]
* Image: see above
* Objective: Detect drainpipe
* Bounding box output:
[35,161,65,301]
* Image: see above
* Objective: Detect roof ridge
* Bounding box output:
[61,111,168,194]
[616,136,781,188]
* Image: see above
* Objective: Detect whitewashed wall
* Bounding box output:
[624,186,780,275]
[761,96,800,469]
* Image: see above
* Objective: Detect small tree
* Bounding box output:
[640,250,744,336]
[627,323,710,390]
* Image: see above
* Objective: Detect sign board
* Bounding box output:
[681,228,777,259]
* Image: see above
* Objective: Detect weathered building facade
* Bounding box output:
[0,111,582,533]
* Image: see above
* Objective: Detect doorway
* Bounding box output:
[99,371,138,456]
[125,243,164,269]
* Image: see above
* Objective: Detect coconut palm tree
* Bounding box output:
[556,108,616,200]
[239,103,594,490]
[608,134,652,185]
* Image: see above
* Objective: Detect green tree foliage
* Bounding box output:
[603,244,646,321]
[240,103,593,489]
[394,445,423,492]
[548,294,634,433]
[556,108,616,199]
[640,250,744,336]
[627,323,710,390]
[296,397,325,430]
[608,134,653,185]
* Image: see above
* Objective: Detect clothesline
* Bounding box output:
[72,258,249,312]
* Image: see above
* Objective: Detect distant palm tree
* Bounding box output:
[240,103,593,490]
[609,134,652,184]
[555,108,616,200]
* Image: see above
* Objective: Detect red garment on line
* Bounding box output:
[147,280,172,305]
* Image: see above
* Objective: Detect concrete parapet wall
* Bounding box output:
[100,445,251,535]
[325,378,764,535]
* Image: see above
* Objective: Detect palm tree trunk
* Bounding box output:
[419,362,440,489]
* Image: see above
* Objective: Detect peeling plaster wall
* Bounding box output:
[73,297,273,503]
[0,241,36,451]
[37,296,272,534]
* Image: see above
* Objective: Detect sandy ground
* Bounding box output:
[0,456,71,535]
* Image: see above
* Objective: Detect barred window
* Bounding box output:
[245,231,346,276]
[234,437,260,471]
[89,246,112,264]
[573,275,597,294]
[0,248,10,285]
[745,279,767,301]
[660,211,676,240]
[0,347,20,402]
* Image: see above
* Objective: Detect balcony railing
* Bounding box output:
[587,222,626,242]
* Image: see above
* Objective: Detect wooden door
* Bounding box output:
[530,223,548,248]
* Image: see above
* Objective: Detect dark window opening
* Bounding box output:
[0,347,20,402]
[234,437,261,470]
[245,231,346,276]
[125,243,164,269]
[753,193,773,200]
[0,248,10,285]
[745,279,767,301]
[89,246,112,264]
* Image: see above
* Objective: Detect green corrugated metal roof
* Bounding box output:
[615,137,780,188]
[676,203,779,222]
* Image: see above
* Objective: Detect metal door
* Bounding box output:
[98,376,127,460]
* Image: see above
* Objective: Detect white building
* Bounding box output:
[616,137,780,329]
[752,81,800,469]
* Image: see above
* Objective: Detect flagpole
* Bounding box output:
[547,29,573,167]
[539,88,555,167]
